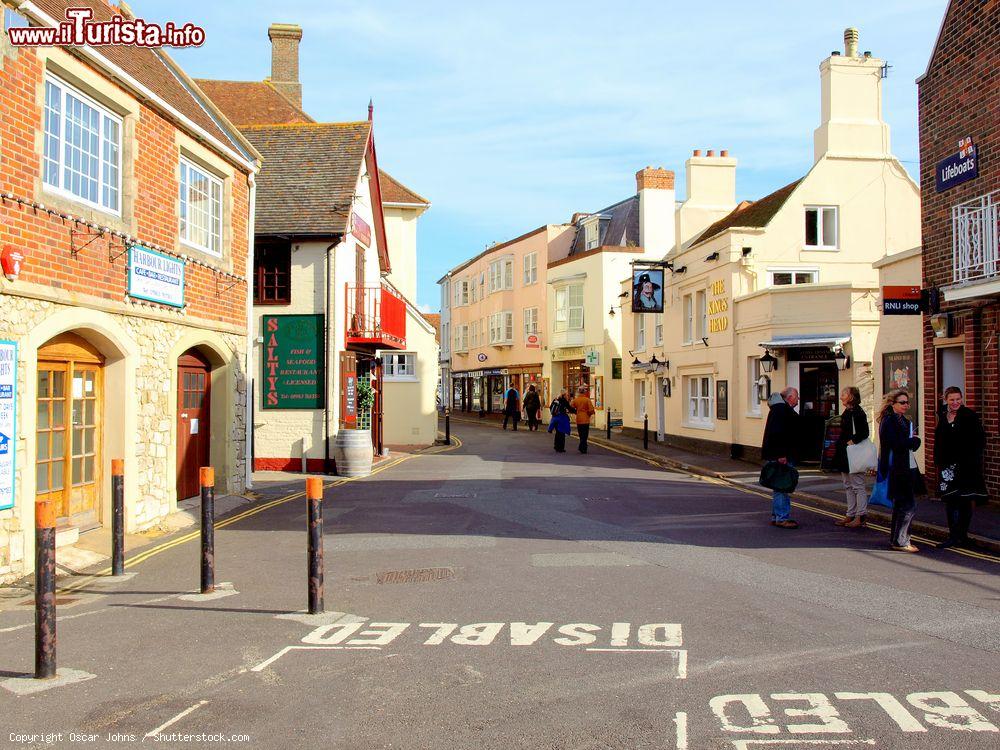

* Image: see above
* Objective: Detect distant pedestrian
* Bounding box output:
[548,389,572,452]
[502,386,521,431]
[570,387,596,454]
[877,389,921,552]
[761,387,801,529]
[523,384,542,431]
[934,386,988,549]
[832,386,870,528]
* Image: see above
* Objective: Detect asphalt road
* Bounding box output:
[2,421,999,750]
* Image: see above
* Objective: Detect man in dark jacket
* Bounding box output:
[761,387,801,528]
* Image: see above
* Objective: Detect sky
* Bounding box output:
[152,0,948,311]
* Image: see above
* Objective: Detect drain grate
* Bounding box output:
[375,567,455,585]
[585,497,614,502]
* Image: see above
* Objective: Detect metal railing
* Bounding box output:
[953,190,1000,284]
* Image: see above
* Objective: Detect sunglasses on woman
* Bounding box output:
[895,399,909,405]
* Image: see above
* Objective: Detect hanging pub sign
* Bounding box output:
[351,212,372,246]
[632,269,664,313]
[882,285,923,315]
[262,314,325,410]
[127,244,185,308]
[0,340,16,511]
[936,137,978,192]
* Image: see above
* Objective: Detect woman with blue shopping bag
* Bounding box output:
[874,389,922,552]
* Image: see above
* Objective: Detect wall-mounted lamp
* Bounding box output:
[673,265,687,274]
[756,374,772,402]
[834,347,850,371]
[662,379,672,397]
[706,252,720,262]
[631,356,643,367]
[742,247,752,257]
[609,306,616,317]
[701,337,709,347]
[759,350,778,374]
[618,291,629,299]
[930,313,951,338]
[649,354,661,366]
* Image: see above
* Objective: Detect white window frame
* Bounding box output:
[696,290,708,340]
[554,283,585,332]
[42,73,123,216]
[382,352,417,381]
[748,358,763,416]
[584,218,600,250]
[489,311,514,345]
[635,314,646,352]
[523,307,538,339]
[654,316,663,347]
[804,205,839,250]
[635,380,647,419]
[489,257,514,293]
[523,252,538,285]
[686,375,714,428]
[683,294,693,344]
[768,268,819,287]
[179,156,224,256]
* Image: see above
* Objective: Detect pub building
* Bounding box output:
[917,0,1000,497]
[0,1,258,581]
[618,29,921,462]
[198,23,439,471]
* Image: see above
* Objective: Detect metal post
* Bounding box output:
[200,467,215,594]
[111,458,125,577]
[35,497,57,679]
[306,477,324,614]
[643,414,649,451]
[606,412,611,440]
[445,408,451,445]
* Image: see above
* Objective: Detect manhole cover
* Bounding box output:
[375,567,455,585]
[435,493,474,498]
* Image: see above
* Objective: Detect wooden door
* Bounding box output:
[176,349,212,500]
[36,334,104,529]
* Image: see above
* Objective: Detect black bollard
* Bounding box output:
[111,459,125,577]
[445,409,451,446]
[200,467,215,594]
[606,413,611,440]
[643,414,649,451]
[306,477,324,614]
[35,498,57,679]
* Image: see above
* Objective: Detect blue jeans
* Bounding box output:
[772,462,795,521]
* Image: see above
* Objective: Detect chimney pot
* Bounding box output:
[844,27,859,57]
[720,149,729,157]
[863,50,872,58]
[707,149,715,157]
[693,149,702,157]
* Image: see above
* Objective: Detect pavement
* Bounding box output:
[0,421,998,749]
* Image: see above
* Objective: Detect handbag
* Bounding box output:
[869,476,892,509]
[846,438,877,474]
[759,461,799,493]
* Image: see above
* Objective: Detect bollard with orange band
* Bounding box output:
[200,467,215,594]
[306,477,324,614]
[35,497,57,679]
[111,459,125,577]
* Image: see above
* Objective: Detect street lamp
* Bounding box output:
[759,350,778,374]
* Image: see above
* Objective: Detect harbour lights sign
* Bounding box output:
[936,137,978,193]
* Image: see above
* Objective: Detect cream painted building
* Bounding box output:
[618,29,921,463]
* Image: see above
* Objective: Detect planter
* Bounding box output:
[334,428,373,478]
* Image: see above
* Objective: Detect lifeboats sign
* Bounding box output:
[936,137,978,192]
[262,314,325,410]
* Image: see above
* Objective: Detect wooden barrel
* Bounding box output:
[334,429,373,477]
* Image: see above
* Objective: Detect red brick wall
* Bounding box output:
[918,0,1000,497]
[0,45,250,327]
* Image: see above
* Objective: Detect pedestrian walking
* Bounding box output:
[548,389,572,452]
[832,386,870,528]
[877,389,922,552]
[761,387,801,529]
[502,386,521,431]
[570,387,596,454]
[523,384,542,431]
[934,386,988,549]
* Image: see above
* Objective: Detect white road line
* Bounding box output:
[0,593,188,633]
[144,700,208,738]
[730,741,877,748]
[674,711,688,749]
[250,645,382,673]
[585,648,676,652]
[677,649,688,679]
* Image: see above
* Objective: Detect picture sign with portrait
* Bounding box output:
[883,350,919,429]
[631,269,664,313]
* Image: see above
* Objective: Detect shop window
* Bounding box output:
[686,375,714,428]
[805,206,838,249]
[180,157,223,256]
[253,243,291,304]
[769,269,818,286]
[382,352,417,380]
[523,253,537,285]
[43,74,123,214]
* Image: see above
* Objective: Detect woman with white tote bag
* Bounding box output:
[832,387,875,528]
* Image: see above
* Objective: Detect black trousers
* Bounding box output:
[890,495,917,547]
[526,414,539,431]
[503,413,519,430]
[554,431,566,452]
[577,424,590,453]
[945,498,973,542]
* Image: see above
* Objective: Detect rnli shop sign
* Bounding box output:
[0,340,16,511]
[936,137,978,193]
[127,245,185,307]
[262,314,325,410]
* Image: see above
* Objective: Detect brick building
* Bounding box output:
[0,0,259,580]
[917,0,999,497]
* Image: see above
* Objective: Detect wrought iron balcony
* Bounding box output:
[345,284,406,350]
[953,190,999,284]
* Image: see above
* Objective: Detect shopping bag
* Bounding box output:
[869,474,892,509]
[759,461,799,493]
[846,438,878,474]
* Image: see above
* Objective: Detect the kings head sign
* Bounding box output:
[936,137,978,193]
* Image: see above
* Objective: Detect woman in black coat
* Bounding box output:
[522,385,542,431]
[877,389,921,552]
[832,386,871,528]
[934,386,988,548]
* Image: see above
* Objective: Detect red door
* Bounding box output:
[177,349,212,499]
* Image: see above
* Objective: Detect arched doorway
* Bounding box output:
[36,333,104,529]
[176,347,212,500]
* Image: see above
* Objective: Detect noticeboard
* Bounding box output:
[820,415,843,473]
[0,340,16,510]
[262,314,325,410]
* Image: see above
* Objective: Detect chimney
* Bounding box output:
[268,23,303,109]
[676,151,737,248]
[635,167,676,255]
[813,27,890,162]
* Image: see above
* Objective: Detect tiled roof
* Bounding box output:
[240,122,371,236]
[193,79,313,127]
[569,196,640,255]
[422,313,441,341]
[32,1,246,159]
[689,179,802,247]
[379,170,430,206]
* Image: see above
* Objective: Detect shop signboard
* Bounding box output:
[351,212,372,246]
[787,347,835,362]
[526,333,540,349]
[935,137,978,193]
[612,358,622,380]
[716,380,729,421]
[883,350,919,429]
[128,244,185,308]
[883,286,923,316]
[344,371,357,425]
[262,314,325,409]
[594,376,604,410]
[0,340,16,510]
[585,350,600,367]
